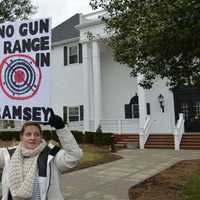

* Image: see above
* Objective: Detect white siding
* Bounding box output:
[145,78,175,133]
[51,43,84,115]
[101,45,138,120]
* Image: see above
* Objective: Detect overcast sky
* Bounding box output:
[31,0,93,28]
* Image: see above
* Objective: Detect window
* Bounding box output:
[63,44,82,66]
[69,46,78,64]
[63,105,84,123]
[125,94,140,119]
[1,120,15,129]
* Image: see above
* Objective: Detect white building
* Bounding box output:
[51,11,176,134]
[2,11,200,150]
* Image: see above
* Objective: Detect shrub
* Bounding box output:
[84,131,114,145]
[84,131,94,144]
[101,133,114,145]
[93,132,103,146]
[71,130,84,143]
[0,131,19,141]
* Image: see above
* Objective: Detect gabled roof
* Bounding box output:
[52,13,80,43]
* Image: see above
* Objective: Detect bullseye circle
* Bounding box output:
[0,54,41,100]
[14,69,25,83]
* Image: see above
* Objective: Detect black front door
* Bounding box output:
[174,87,200,132]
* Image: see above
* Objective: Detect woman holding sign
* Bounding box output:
[0,112,83,200]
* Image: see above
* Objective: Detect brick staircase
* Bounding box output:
[145,134,174,149]
[114,134,139,148]
[114,133,200,150]
[180,133,200,149]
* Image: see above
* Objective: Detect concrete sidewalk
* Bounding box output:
[61,149,200,200]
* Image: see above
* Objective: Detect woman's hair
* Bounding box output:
[20,121,42,136]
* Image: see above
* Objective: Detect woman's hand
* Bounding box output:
[48,110,65,129]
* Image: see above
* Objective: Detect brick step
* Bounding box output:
[147,139,174,142]
[180,146,200,149]
[181,145,200,148]
[147,136,174,139]
[115,141,139,145]
[114,135,139,147]
[181,141,200,144]
[149,134,173,136]
[114,135,139,139]
[182,136,200,140]
[145,134,174,149]
[181,143,200,146]
[181,134,200,149]
[115,139,139,143]
[182,137,200,141]
[146,142,174,145]
[145,145,174,149]
[115,137,139,140]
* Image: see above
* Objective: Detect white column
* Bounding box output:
[83,42,91,131]
[92,41,102,130]
[137,75,147,129]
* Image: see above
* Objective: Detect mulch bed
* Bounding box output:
[128,159,200,200]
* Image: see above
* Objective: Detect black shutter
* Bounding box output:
[80,105,84,121]
[63,106,68,124]
[125,104,132,119]
[78,43,83,63]
[146,103,151,115]
[64,46,68,66]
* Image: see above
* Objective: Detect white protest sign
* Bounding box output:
[0,18,52,122]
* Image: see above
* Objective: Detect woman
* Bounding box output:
[0,113,83,200]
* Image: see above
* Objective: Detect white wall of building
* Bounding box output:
[101,44,138,119]
[145,78,175,133]
[51,42,84,115]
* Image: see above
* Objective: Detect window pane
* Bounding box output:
[69,46,78,64]
[193,102,200,119]
[69,116,79,122]
[69,107,79,122]
[69,46,77,55]
[69,55,78,64]
[180,102,189,120]
[69,107,79,115]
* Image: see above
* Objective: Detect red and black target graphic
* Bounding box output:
[0,54,41,100]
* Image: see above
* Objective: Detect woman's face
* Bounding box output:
[20,125,42,149]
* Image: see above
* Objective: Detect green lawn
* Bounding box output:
[80,145,105,162]
[183,169,200,200]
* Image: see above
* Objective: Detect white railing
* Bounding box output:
[139,115,151,149]
[100,119,139,133]
[85,119,139,133]
[174,113,185,150]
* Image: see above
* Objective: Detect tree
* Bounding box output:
[90,0,200,89]
[0,0,36,23]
